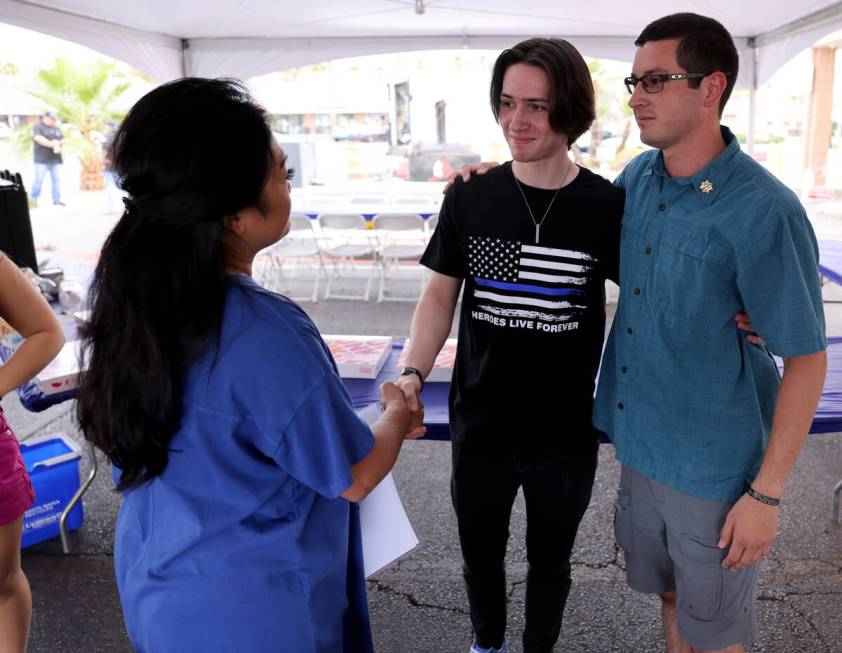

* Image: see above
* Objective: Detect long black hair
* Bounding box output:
[76,78,273,490]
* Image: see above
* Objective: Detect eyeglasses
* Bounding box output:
[623,72,731,95]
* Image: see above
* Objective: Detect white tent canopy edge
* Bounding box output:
[2,1,842,87]
[3,0,842,154]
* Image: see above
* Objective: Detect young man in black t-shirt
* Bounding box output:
[395,39,624,653]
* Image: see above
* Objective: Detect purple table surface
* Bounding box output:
[343,343,450,440]
[20,336,842,438]
[819,239,842,286]
[775,336,842,434]
[343,343,614,443]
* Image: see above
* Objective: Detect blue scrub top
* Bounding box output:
[114,276,375,653]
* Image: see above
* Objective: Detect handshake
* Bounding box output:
[380,379,426,439]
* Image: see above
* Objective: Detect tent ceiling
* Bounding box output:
[2,0,842,86]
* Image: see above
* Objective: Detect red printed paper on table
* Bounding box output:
[398,338,456,382]
[323,335,393,379]
[35,341,82,396]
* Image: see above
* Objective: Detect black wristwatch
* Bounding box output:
[399,366,424,390]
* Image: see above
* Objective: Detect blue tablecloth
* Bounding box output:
[17,336,842,438]
[343,343,450,440]
[12,339,454,439]
[819,240,842,286]
[776,335,842,434]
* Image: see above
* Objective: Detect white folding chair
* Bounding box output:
[350,196,385,205]
[256,214,324,302]
[317,213,377,300]
[371,213,427,302]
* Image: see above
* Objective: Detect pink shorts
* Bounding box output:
[0,409,34,526]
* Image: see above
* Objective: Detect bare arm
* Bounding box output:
[394,271,462,410]
[0,254,65,397]
[720,350,826,569]
[340,382,423,502]
[33,134,56,148]
[753,351,826,496]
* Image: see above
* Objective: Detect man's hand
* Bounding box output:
[442,161,501,194]
[394,373,422,410]
[718,493,779,571]
[392,375,427,438]
[734,311,765,345]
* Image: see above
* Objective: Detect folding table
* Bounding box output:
[819,239,842,287]
[351,343,842,522]
[790,336,842,522]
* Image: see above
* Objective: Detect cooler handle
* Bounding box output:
[31,451,82,469]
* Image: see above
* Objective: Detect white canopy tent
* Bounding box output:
[2,0,842,148]
[1,1,841,85]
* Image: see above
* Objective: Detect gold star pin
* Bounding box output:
[700,179,714,193]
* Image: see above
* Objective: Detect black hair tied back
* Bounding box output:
[76,78,273,490]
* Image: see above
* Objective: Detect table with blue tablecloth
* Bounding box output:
[343,343,450,440]
[16,336,842,524]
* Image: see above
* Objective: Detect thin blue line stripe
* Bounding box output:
[474,277,585,296]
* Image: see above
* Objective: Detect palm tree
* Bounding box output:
[0,61,21,79]
[586,59,639,170]
[29,57,131,190]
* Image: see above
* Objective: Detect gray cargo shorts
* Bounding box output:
[614,465,759,651]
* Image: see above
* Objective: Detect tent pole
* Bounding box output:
[754,1,842,47]
[747,38,757,156]
[180,38,189,78]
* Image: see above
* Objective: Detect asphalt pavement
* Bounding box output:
[9,196,842,652]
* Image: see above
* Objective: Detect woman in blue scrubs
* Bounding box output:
[76,78,423,653]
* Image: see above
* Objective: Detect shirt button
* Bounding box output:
[617,403,624,410]
[621,366,628,373]
[644,246,652,254]
[634,288,641,295]
[627,326,633,335]
[658,203,667,212]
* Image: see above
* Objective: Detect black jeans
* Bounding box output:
[451,443,598,653]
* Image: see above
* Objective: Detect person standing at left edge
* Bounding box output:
[30,110,65,207]
[594,13,827,653]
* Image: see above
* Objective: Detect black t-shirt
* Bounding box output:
[32,122,63,165]
[422,161,624,460]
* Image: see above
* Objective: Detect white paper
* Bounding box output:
[356,403,420,577]
[359,473,420,577]
[35,340,82,395]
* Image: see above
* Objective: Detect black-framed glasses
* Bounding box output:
[623,72,730,95]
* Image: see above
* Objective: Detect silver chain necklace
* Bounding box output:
[512,162,576,244]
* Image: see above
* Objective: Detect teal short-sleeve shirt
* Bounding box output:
[593,127,826,502]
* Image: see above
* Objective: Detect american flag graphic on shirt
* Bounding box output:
[467,236,595,323]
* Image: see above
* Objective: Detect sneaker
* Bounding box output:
[53,201,66,207]
[469,640,508,653]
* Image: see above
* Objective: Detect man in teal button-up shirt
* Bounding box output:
[593,12,827,653]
